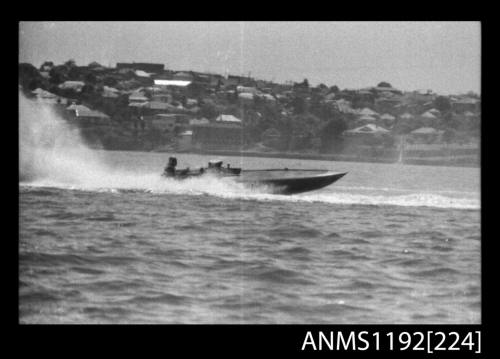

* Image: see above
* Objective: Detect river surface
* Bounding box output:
[19,151,481,324]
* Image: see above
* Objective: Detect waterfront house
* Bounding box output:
[177,130,193,150]
[192,114,243,150]
[67,105,111,127]
[410,127,444,144]
[32,88,69,105]
[147,114,178,132]
[189,118,210,127]
[343,124,390,142]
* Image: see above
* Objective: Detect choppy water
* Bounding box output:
[19,152,481,324]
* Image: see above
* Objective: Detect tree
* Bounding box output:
[199,102,219,119]
[39,61,54,71]
[442,129,456,144]
[64,59,76,68]
[19,63,42,90]
[85,72,97,84]
[329,85,340,94]
[377,81,392,88]
[434,96,452,113]
[317,83,328,91]
[291,96,307,115]
[319,113,348,152]
[49,66,68,84]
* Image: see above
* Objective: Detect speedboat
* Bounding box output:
[162,159,347,195]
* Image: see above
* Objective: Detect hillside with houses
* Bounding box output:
[19,60,480,167]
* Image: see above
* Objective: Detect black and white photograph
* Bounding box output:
[19,21,481,325]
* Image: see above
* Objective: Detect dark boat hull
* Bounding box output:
[236,171,347,195]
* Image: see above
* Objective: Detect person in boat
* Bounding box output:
[208,160,223,169]
[207,160,223,173]
[164,157,177,177]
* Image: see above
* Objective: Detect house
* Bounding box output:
[68,106,111,127]
[334,99,356,114]
[192,114,243,150]
[236,86,259,94]
[59,81,85,92]
[380,113,396,121]
[151,93,173,103]
[258,93,276,102]
[154,79,192,87]
[128,91,149,103]
[116,62,164,74]
[372,86,403,95]
[357,107,379,117]
[224,75,255,87]
[238,92,254,105]
[356,114,377,126]
[189,118,210,126]
[185,98,198,108]
[191,122,243,150]
[215,114,242,124]
[135,70,151,78]
[403,90,437,105]
[32,88,69,105]
[418,111,439,127]
[451,97,480,113]
[380,113,396,128]
[102,86,120,99]
[67,103,92,113]
[427,108,441,116]
[399,112,414,121]
[140,101,182,115]
[410,127,444,144]
[147,114,178,132]
[173,72,194,81]
[323,92,337,104]
[177,130,193,150]
[344,124,390,138]
[375,95,403,114]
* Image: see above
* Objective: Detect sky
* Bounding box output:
[19,21,481,95]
